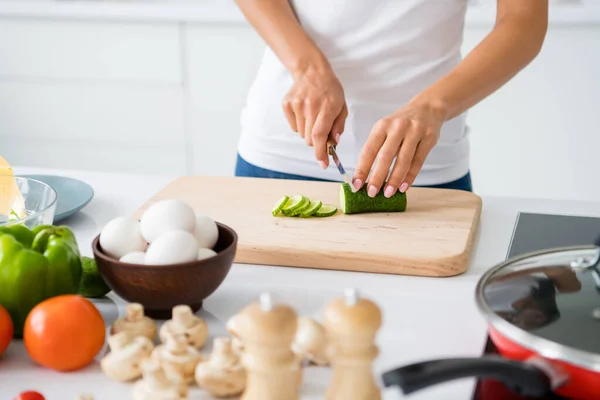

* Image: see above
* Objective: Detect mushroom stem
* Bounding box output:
[213,337,230,352]
[142,359,173,390]
[194,336,246,398]
[210,337,237,369]
[159,304,209,350]
[166,334,188,354]
[172,305,195,329]
[107,331,131,352]
[127,303,145,321]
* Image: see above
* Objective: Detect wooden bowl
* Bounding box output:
[91,222,237,319]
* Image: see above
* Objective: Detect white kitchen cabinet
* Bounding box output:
[184,24,265,177]
[0,19,181,83]
[0,17,187,175]
[461,25,600,201]
[0,80,187,174]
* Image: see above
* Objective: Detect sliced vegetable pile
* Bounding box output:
[272,194,338,218]
[271,182,408,218]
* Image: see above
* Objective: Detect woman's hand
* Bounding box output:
[282,68,348,169]
[352,100,446,198]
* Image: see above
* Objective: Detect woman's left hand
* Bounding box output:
[352,100,447,198]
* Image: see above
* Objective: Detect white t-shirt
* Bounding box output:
[238,0,470,185]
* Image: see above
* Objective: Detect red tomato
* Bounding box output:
[0,304,13,356]
[13,391,45,400]
[24,295,106,372]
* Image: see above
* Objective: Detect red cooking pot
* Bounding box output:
[382,243,600,400]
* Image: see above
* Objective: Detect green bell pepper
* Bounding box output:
[0,224,35,249]
[0,224,82,337]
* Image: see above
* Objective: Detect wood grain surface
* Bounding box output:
[134,176,483,277]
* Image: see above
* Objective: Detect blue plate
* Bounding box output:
[19,174,95,223]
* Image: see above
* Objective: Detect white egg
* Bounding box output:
[100,216,147,259]
[145,230,199,265]
[197,248,217,261]
[120,251,147,264]
[193,213,219,249]
[140,199,196,243]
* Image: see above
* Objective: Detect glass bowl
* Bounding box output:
[0,176,58,229]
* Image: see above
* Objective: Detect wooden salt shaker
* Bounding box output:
[234,292,300,400]
[323,288,382,400]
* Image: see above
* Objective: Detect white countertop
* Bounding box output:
[0,0,599,25]
[3,166,600,400]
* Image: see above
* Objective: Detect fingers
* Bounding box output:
[330,104,348,144]
[401,141,432,190]
[293,101,306,140]
[386,134,419,194]
[312,106,338,168]
[282,99,297,133]
[304,102,318,147]
[367,120,406,198]
[353,120,387,191]
[393,125,437,192]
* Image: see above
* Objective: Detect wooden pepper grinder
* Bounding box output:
[323,288,382,400]
[234,292,300,400]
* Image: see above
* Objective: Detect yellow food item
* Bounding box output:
[0,156,26,219]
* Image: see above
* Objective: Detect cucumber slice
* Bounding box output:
[281,194,309,216]
[299,200,323,218]
[272,196,290,216]
[291,197,313,216]
[314,204,338,218]
[339,183,407,214]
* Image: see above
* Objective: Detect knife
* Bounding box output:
[327,139,357,192]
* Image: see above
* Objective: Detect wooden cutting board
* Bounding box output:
[135,176,482,277]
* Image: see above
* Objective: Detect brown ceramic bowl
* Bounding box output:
[92,222,237,319]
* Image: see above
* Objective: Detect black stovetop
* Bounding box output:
[470,212,600,400]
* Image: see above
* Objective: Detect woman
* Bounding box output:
[233,0,548,197]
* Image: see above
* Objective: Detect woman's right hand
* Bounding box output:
[282,67,348,169]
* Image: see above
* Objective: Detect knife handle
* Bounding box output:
[326,138,336,155]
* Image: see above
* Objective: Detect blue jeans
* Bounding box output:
[234,154,473,192]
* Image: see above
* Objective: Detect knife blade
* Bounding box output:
[327,139,357,192]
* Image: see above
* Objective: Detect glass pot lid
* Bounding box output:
[475,244,600,371]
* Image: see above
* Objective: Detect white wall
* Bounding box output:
[0,5,599,202]
[185,24,265,177]
[0,19,188,175]
[461,25,600,201]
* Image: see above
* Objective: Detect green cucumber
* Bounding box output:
[272,196,290,216]
[299,200,323,218]
[314,204,338,217]
[339,183,407,214]
[287,197,312,216]
[281,194,309,216]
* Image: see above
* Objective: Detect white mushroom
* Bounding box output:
[159,305,208,349]
[152,332,202,385]
[75,395,94,400]
[194,337,246,398]
[225,314,244,355]
[100,331,155,382]
[110,303,157,342]
[132,358,188,400]
[291,317,330,366]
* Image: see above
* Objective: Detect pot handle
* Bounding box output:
[381,356,551,398]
